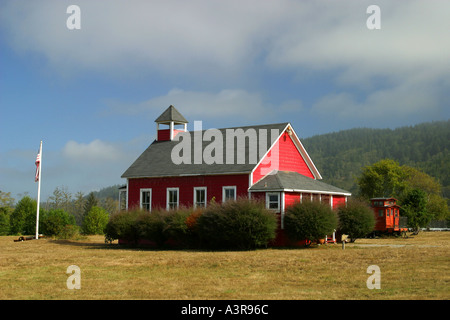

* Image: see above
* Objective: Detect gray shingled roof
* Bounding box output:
[155,105,188,124]
[122,123,289,178]
[249,170,351,195]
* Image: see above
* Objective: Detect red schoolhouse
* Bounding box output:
[121,105,351,246]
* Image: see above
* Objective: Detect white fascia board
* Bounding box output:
[249,188,351,196]
[288,125,322,180]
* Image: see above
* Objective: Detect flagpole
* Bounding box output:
[36,140,42,240]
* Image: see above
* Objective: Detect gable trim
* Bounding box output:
[248,188,351,196]
[287,125,322,180]
[250,123,322,185]
[127,171,252,180]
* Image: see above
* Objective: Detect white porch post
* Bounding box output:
[169,121,174,140]
[281,191,285,229]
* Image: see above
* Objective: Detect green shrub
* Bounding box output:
[284,200,337,243]
[104,209,141,244]
[196,198,277,250]
[105,201,277,250]
[337,199,375,241]
[401,189,432,233]
[0,206,12,235]
[183,208,204,247]
[57,224,82,240]
[135,208,197,247]
[82,206,110,235]
[41,208,76,237]
[137,209,168,247]
[164,207,200,247]
[9,196,36,235]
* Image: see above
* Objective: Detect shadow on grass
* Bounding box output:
[50,237,322,253]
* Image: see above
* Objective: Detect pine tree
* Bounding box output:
[83,192,98,218]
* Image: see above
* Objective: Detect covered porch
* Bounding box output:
[249,170,351,246]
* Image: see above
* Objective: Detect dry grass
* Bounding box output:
[0,232,449,300]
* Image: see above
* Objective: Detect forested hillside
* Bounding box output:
[301,120,449,197]
[90,184,122,201]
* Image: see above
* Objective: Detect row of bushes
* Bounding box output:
[2,195,111,238]
[105,198,375,249]
[285,199,376,243]
[105,198,277,250]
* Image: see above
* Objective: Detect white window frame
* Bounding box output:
[266,192,280,211]
[140,188,152,212]
[167,187,179,210]
[222,186,237,202]
[194,187,207,209]
[119,189,127,211]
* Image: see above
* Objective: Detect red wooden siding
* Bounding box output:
[321,194,331,206]
[301,193,311,202]
[372,206,401,232]
[284,192,300,208]
[374,208,386,231]
[250,192,265,202]
[332,196,346,209]
[157,129,185,141]
[128,174,249,209]
[252,131,314,184]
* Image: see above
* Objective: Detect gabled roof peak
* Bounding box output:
[155,105,188,124]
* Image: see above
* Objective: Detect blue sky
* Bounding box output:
[1,0,449,202]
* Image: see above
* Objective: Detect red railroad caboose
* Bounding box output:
[370,197,408,236]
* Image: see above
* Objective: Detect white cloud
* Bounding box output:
[0,0,283,80]
[0,139,144,201]
[311,77,445,127]
[265,0,450,86]
[63,139,120,164]
[58,139,140,193]
[2,0,449,95]
[105,88,304,126]
[2,0,449,82]
[1,0,448,136]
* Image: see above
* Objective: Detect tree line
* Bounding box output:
[357,159,449,233]
[302,120,449,198]
[0,186,119,237]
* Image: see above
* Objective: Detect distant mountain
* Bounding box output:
[89,184,122,201]
[301,120,450,198]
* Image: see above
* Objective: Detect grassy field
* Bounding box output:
[0,232,449,300]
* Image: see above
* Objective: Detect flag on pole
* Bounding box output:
[35,141,42,240]
[35,147,41,182]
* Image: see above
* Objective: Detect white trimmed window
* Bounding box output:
[222,186,236,202]
[140,188,152,211]
[266,192,280,211]
[194,187,207,208]
[119,189,127,211]
[167,188,179,210]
